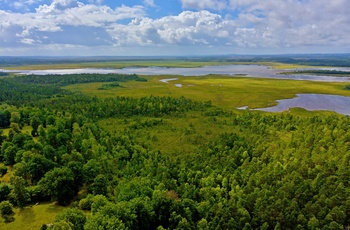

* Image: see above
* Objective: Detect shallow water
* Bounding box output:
[159,78,179,83]
[2,65,350,82]
[256,94,350,115]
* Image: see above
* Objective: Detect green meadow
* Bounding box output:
[0,203,65,230]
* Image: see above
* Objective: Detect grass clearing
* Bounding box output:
[99,112,241,158]
[0,165,14,183]
[2,125,32,137]
[0,202,65,230]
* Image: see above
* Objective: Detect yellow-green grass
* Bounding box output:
[1,61,316,71]
[0,164,14,183]
[0,202,65,230]
[2,125,32,137]
[63,75,350,110]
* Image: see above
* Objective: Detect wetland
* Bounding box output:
[2,64,350,82]
[255,94,350,115]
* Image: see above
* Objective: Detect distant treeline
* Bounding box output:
[12,73,146,86]
[0,74,146,105]
[1,54,350,67]
[227,57,350,67]
[281,69,350,76]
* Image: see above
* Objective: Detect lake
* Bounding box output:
[2,65,350,82]
[255,94,350,115]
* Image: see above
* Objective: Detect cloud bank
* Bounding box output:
[0,0,349,55]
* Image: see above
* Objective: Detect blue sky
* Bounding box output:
[0,0,349,56]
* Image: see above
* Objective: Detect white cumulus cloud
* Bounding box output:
[0,1,146,49]
[1,0,350,55]
[181,0,228,10]
[143,0,156,7]
[108,11,236,46]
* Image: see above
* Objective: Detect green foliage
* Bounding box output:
[38,167,76,206]
[27,154,56,184]
[0,165,7,176]
[0,183,11,202]
[0,200,15,223]
[0,74,145,105]
[83,160,101,184]
[13,73,145,86]
[2,142,18,166]
[0,110,11,128]
[88,174,109,196]
[283,69,350,76]
[54,208,86,230]
[0,200,14,216]
[84,212,126,230]
[90,195,109,214]
[97,82,123,90]
[78,194,94,211]
[10,176,30,208]
[49,220,73,230]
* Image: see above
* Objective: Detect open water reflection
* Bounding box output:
[256,94,350,115]
[2,65,350,82]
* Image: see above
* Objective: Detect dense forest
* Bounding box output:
[1,72,350,229]
[281,70,350,76]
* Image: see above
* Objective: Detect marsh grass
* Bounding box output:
[1,61,315,71]
[63,75,350,109]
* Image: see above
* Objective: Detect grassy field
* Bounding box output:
[63,75,350,109]
[0,202,65,230]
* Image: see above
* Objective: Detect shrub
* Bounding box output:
[0,200,15,223]
[55,208,86,230]
[0,165,7,177]
[78,194,94,211]
[0,183,11,202]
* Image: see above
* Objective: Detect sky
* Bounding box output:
[0,0,349,56]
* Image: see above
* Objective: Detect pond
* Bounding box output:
[2,65,350,82]
[255,94,350,115]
